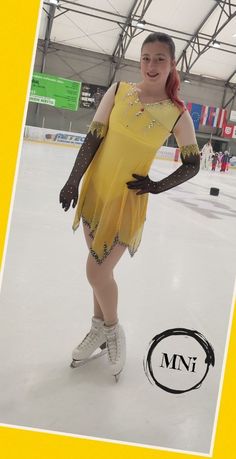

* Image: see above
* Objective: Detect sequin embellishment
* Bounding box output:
[124,82,174,129]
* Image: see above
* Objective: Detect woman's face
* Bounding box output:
[140,41,174,86]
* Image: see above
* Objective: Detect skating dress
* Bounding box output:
[72,81,182,264]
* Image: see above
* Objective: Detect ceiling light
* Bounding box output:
[132,19,146,29]
[233,33,236,37]
[212,40,221,48]
[137,21,146,29]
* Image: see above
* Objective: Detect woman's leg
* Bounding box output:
[82,222,104,320]
[83,223,127,326]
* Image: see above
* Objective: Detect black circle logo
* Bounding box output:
[143,328,215,394]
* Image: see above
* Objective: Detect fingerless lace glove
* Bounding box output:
[59,121,107,211]
[126,144,200,195]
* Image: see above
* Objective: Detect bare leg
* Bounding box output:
[83,222,104,320]
[92,292,103,320]
[83,223,127,326]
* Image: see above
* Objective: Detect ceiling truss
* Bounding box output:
[177,0,236,80]
[42,0,236,86]
[108,0,153,84]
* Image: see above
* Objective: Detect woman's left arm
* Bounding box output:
[126,110,200,195]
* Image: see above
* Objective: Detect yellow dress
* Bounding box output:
[72,81,181,264]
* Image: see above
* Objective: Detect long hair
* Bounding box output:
[141,32,185,113]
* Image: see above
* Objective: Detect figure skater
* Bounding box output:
[59,32,200,381]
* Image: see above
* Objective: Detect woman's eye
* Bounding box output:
[142,57,165,62]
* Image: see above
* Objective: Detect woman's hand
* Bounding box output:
[59,182,79,211]
[126,174,157,195]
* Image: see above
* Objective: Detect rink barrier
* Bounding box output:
[24,125,86,146]
[24,125,180,161]
[24,138,82,149]
[156,145,180,161]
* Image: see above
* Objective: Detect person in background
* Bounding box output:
[220,150,230,172]
[201,140,213,170]
[226,152,232,171]
[211,152,219,171]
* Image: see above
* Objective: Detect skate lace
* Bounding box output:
[106,332,120,364]
[77,329,100,350]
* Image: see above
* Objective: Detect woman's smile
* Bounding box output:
[147,72,159,78]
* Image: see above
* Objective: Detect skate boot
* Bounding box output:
[71,317,107,368]
[103,322,126,382]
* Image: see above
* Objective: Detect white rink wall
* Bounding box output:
[24,126,180,161]
[24,125,86,146]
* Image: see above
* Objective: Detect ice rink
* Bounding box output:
[0,140,235,455]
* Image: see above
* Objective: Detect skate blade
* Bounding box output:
[70,348,107,368]
[113,370,122,382]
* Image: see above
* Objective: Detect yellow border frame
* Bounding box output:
[0,1,235,457]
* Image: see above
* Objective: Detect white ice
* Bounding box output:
[0,140,235,455]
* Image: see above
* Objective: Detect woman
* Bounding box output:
[59,32,200,382]
[201,140,213,170]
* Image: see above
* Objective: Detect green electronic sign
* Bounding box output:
[29,72,81,111]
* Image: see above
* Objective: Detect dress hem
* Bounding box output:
[81,216,140,265]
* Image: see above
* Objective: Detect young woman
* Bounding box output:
[59,32,200,382]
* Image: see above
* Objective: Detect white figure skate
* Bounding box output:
[103,322,126,382]
[71,317,107,368]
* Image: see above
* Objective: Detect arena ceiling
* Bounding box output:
[40,0,236,89]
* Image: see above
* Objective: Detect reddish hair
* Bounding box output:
[166,66,185,112]
[142,32,185,113]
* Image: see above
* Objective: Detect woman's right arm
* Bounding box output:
[59,82,118,211]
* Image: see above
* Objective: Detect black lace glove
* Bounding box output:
[126,144,200,195]
[59,121,107,211]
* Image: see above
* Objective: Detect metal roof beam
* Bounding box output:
[176,1,236,74]
[43,2,236,55]
[111,0,152,57]
[214,0,236,16]
[41,4,57,73]
[44,0,135,21]
[214,0,236,8]
[223,91,236,108]
[42,7,50,18]
[36,4,57,117]
[54,9,69,19]
[108,0,153,84]
[226,68,236,83]
[41,1,236,87]
[176,3,218,71]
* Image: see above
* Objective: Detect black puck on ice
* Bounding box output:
[210,187,219,196]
